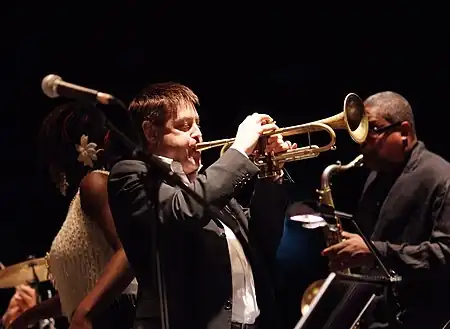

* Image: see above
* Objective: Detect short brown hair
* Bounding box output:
[128,82,199,128]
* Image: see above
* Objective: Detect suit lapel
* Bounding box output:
[372,143,424,239]
[372,172,409,239]
[371,184,398,240]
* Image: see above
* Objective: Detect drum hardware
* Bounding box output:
[0,255,49,289]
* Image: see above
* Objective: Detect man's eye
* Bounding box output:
[177,123,191,131]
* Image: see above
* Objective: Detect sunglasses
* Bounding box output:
[368,121,402,135]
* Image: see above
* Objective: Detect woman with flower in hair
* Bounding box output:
[10,101,137,329]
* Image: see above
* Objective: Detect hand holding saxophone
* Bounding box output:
[321,231,374,271]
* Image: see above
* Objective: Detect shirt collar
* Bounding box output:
[154,155,203,185]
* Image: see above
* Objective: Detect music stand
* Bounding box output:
[293,203,403,329]
[294,272,387,329]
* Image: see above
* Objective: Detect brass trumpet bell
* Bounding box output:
[332,93,368,144]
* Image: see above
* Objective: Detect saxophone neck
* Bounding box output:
[320,163,339,191]
[317,155,364,208]
[343,154,364,170]
[318,163,339,208]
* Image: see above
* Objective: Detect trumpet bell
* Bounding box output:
[314,93,368,145]
[343,93,368,144]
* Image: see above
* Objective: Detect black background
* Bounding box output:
[1,2,448,314]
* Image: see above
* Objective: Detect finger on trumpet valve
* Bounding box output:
[261,117,276,125]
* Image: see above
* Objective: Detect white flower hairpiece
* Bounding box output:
[76,134,103,168]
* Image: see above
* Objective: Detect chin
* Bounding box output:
[183,158,201,175]
[192,155,201,169]
[366,159,385,172]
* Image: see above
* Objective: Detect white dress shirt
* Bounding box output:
[221,221,260,324]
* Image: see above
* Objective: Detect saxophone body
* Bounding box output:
[300,154,364,315]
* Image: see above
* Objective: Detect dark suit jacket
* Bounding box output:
[356,142,450,328]
[107,149,289,329]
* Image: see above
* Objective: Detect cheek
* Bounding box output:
[163,134,190,147]
[380,137,402,158]
[363,137,388,161]
[361,136,377,154]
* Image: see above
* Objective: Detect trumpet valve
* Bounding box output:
[253,153,283,179]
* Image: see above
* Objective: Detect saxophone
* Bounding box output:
[300,154,364,316]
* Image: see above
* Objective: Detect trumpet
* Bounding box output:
[196,93,368,178]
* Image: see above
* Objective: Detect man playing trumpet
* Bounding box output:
[107,82,297,329]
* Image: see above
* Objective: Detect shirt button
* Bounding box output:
[224,300,232,310]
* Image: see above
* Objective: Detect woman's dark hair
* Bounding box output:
[38,101,123,196]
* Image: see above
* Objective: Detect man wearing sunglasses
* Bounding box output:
[322,91,450,329]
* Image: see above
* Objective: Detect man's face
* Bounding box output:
[360,106,406,172]
[151,103,202,175]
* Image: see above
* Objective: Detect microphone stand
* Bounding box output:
[320,205,400,280]
[91,101,242,329]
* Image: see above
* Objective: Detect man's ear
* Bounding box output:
[399,121,411,138]
[399,121,413,148]
[142,121,157,148]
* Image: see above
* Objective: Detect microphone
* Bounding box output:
[41,74,119,106]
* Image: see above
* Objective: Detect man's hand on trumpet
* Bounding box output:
[264,133,298,155]
[255,120,297,182]
[231,113,279,156]
[228,113,297,181]
[232,113,297,157]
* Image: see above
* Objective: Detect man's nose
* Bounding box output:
[191,124,202,142]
